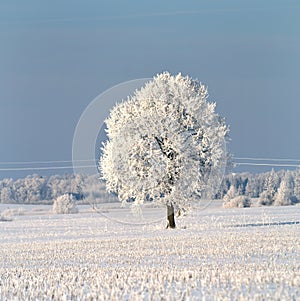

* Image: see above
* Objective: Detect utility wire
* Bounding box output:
[1,156,300,166]
[235,162,300,168]
[0,165,96,171]
[0,159,94,165]
[0,157,300,172]
[235,157,300,162]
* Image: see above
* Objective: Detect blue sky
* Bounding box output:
[0,0,299,178]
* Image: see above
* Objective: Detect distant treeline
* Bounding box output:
[0,174,115,204]
[0,169,300,206]
[219,169,300,207]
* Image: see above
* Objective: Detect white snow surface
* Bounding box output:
[0,203,299,300]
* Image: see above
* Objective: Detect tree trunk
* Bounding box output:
[167,204,176,229]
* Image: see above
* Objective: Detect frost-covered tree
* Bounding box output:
[53,193,78,214]
[223,195,251,208]
[0,186,14,204]
[259,169,279,205]
[71,174,84,198]
[82,175,118,203]
[47,174,74,200]
[223,184,238,206]
[100,72,229,228]
[274,172,293,206]
[245,176,260,198]
[293,169,300,202]
[24,175,47,203]
[0,178,14,203]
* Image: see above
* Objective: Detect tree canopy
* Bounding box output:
[100,72,229,216]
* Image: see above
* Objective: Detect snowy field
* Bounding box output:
[0,203,299,300]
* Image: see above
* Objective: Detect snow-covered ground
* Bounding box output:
[0,203,299,300]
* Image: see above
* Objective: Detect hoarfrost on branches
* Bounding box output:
[100,72,229,212]
[223,195,251,208]
[53,194,78,214]
[274,172,294,206]
[259,169,279,206]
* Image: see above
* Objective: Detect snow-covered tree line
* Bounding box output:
[0,169,299,206]
[221,169,300,207]
[0,174,111,204]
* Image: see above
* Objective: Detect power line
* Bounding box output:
[0,159,94,165]
[236,163,300,168]
[1,156,300,166]
[235,157,300,162]
[0,165,96,172]
[0,162,298,172]
[0,157,299,172]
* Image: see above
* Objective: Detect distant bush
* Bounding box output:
[223,196,251,208]
[0,207,25,221]
[0,210,13,221]
[274,195,294,206]
[3,207,25,216]
[258,190,274,206]
[53,194,78,214]
[273,197,293,206]
[0,216,12,222]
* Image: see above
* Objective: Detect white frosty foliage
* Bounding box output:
[52,194,78,214]
[100,72,228,209]
[259,169,279,206]
[0,207,25,221]
[274,172,293,206]
[223,195,251,208]
[223,184,238,204]
[0,210,13,221]
[293,169,300,202]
